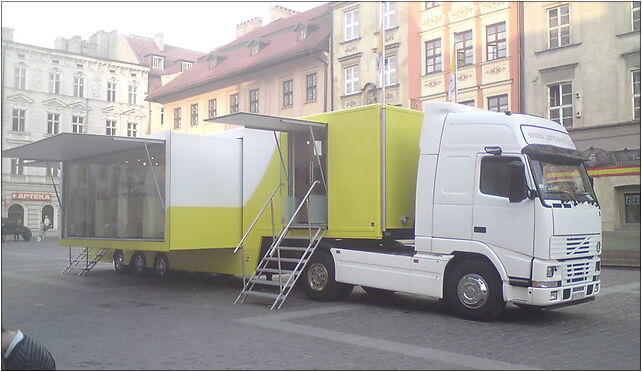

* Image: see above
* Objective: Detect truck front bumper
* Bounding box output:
[527,279,600,307]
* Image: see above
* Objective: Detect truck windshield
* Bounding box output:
[530,159,598,205]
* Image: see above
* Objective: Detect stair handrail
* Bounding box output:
[234,183,283,254]
[266,180,321,259]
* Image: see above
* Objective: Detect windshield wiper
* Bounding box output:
[546,190,578,205]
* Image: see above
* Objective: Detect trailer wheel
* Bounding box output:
[362,286,395,296]
[113,250,127,273]
[153,253,169,278]
[131,252,147,275]
[302,251,353,302]
[445,258,506,321]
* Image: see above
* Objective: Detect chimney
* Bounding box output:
[236,17,263,38]
[2,27,14,42]
[153,33,164,51]
[269,5,299,23]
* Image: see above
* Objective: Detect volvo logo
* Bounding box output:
[596,241,601,253]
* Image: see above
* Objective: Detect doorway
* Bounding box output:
[8,204,24,225]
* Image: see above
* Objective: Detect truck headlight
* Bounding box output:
[532,280,562,288]
[546,266,559,278]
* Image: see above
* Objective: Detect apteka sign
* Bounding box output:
[11,192,52,201]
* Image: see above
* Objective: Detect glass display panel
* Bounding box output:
[63,143,165,240]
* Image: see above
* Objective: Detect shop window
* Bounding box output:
[42,205,54,229]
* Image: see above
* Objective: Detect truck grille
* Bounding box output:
[550,235,600,259]
[562,259,593,285]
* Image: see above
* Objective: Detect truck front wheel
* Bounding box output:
[302,251,353,302]
[445,259,506,321]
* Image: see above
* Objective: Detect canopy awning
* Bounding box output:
[206,112,326,133]
[1,133,165,162]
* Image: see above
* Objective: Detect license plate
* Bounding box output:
[571,291,585,300]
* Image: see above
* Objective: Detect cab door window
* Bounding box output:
[480,156,522,198]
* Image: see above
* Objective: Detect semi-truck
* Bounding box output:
[3,103,601,320]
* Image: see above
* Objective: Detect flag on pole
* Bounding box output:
[447,43,457,102]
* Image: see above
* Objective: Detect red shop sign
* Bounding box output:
[11,192,52,201]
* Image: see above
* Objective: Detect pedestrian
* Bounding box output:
[40,215,51,242]
[14,218,22,241]
[1,326,56,370]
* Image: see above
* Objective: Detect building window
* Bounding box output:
[249,89,259,113]
[12,109,26,131]
[160,108,165,125]
[208,99,217,118]
[298,28,308,41]
[47,113,60,134]
[128,84,137,105]
[383,2,397,30]
[455,30,473,67]
[345,65,360,95]
[181,62,192,71]
[425,38,442,74]
[46,167,59,178]
[486,22,506,60]
[283,80,294,107]
[230,93,239,113]
[127,122,137,137]
[174,107,181,129]
[548,4,570,48]
[72,115,84,133]
[633,2,641,31]
[633,70,641,120]
[306,73,317,102]
[624,193,641,223]
[107,82,117,102]
[191,103,199,126]
[49,71,61,94]
[105,119,117,135]
[152,56,165,69]
[11,159,24,175]
[344,8,360,41]
[384,55,397,86]
[424,2,441,10]
[73,75,85,98]
[459,100,475,107]
[488,94,509,112]
[548,82,573,127]
[14,66,26,89]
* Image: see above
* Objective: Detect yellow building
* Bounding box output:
[147,5,331,134]
[419,2,521,111]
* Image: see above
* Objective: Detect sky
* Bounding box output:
[1,1,325,53]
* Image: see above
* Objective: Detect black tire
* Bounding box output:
[113,249,127,273]
[445,258,506,321]
[131,252,147,275]
[153,253,170,278]
[20,227,31,242]
[362,286,395,296]
[301,250,353,302]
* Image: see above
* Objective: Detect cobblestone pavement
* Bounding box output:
[1,240,640,370]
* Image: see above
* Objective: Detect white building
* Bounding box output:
[2,28,150,235]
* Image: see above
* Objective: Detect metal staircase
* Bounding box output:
[235,180,326,309]
[63,247,111,276]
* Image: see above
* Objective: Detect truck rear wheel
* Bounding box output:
[153,253,169,278]
[302,250,353,302]
[113,250,127,273]
[445,258,505,321]
[131,252,147,275]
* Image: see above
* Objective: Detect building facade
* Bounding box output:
[522,1,641,232]
[330,1,421,110]
[419,1,521,112]
[2,28,150,234]
[147,5,331,134]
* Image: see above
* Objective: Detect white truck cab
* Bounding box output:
[329,103,601,320]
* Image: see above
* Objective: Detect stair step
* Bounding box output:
[242,290,280,299]
[251,279,293,287]
[257,268,294,274]
[265,257,303,263]
[277,246,309,252]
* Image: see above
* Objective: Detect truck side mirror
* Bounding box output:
[508,161,528,203]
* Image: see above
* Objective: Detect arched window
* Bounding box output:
[42,205,54,228]
[8,204,24,224]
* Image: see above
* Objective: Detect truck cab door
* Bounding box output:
[472,154,535,279]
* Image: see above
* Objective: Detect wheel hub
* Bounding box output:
[114,252,123,269]
[307,262,329,292]
[457,274,489,309]
[134,255,144,271]
[156,258,166,275]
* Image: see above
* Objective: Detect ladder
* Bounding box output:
[63,247,111,276]
[235,180,325,309]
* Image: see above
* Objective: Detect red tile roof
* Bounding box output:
[147,3,330,102]
[125,35,205,76]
